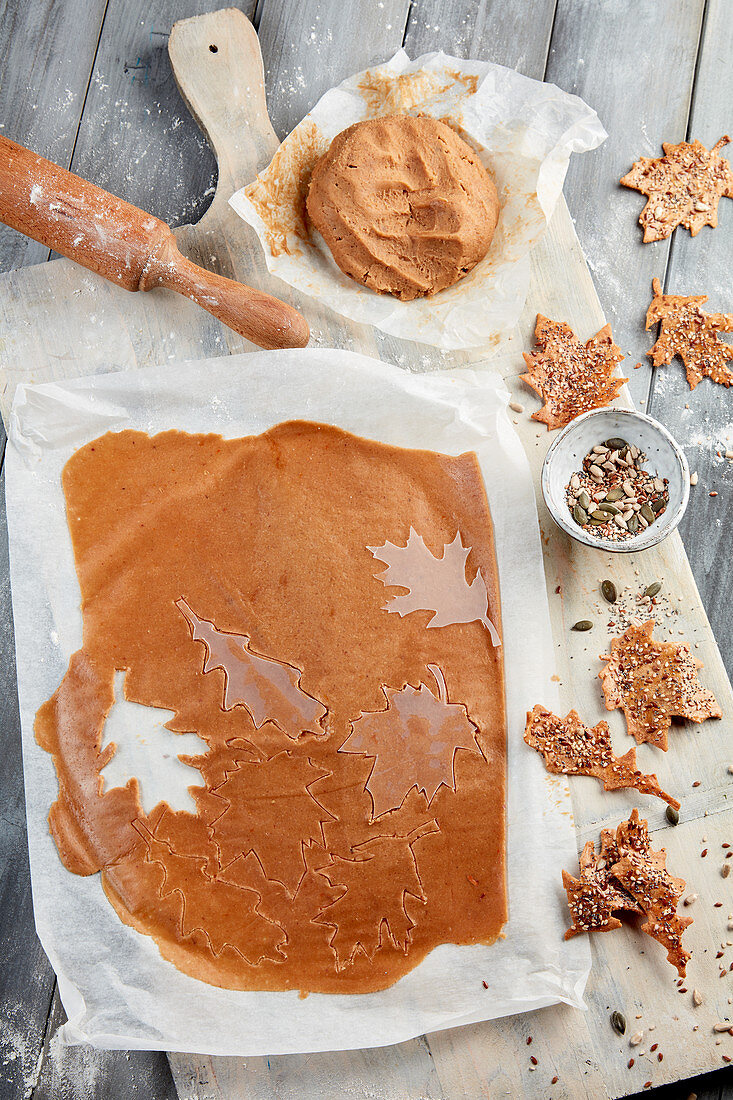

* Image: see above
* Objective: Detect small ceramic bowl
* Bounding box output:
[541,408,689,553]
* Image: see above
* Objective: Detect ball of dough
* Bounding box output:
[306,114,500,301]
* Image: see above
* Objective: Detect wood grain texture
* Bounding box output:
[30,987,177,1100]
[0,2,731,1100]
[0,469,57,1100]
[544,0,706,409]
[403,0,556,75]
[0,0,108,271]
[646,0,733,685]
[255,0,411,139]
[65,0,251,229]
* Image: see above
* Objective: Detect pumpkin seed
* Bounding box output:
[598,502,620,515]
[611,1011,627,1036]
[645,581,662,598]
[601,580,617,603]
[652,497,666,513]
[641,503,655,523]
[666,805,680,826]
[605,487,625,502]
[573,504,589,525]
[590,510,607,521]
[572,620,593,632]
[589,516,607,525]
[578,490,591,511]
[605,438,628,450]
[627,515,640,534]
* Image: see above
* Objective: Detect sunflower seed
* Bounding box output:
[623,479,635,497]
[592,445,607,454]
[590,464,604,478]
[638,514,649,529]
[572,620,593,632]
[693,989,703,1006]
[645,581,662,598]
[614,514,628,529]
[601,580,617,603]
[570,474,581,490]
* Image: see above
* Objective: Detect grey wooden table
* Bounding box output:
[0,1,731,1098]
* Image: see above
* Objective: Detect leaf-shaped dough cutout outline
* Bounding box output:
[177,598,327,739]
[368,528,500,646]
[340,664,481,818]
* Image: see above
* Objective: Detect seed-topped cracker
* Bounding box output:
[612,850,692,977]
[521,315,627,430]
[525,705,680,808]
[562,809,693,975]
[646,277,733,389]
[562,840,640,938]
[599,620,722,751]
[620,136,733,242]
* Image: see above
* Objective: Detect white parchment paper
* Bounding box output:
[6,348,590,1055]
[230,51,606,350]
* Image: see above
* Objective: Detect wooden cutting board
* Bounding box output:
[1,10,731,1098]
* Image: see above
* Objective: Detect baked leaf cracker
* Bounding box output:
[521,314,627,430]
[620,136,733,242]
[600,620,722,750]
[562,840,640,939]
[646,277,733,389]
[613,851,692,977]
[562,810,692,975]
[524,704,680,808]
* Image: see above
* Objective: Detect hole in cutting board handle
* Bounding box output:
[209,43,218,53]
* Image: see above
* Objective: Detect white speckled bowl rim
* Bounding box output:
[541,407,690,554]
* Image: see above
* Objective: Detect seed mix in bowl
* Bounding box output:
[565,437,669,543]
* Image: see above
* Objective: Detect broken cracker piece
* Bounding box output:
[521,314,627,430]
[646,277,733,389]
[620,136,733,242]
[599,620,722,750]
[525,705,680,809]
[562,810,693,975]
[562,839,641,938]
[613,851,692,977]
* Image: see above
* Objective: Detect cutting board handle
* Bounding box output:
[168,9,281,223]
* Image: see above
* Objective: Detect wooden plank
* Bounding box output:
[645,0,733,684]
[0,468,58,1100]
[64,0,256,229]
[29,987,177,1100]
[0,5,729,1099]
[402,0,556,76]
[544,0,706,409]
[0,0,108,271]
[255,0,411,139]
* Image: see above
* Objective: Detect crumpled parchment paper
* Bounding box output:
[6,348,589,1055]
[230,50,606,351]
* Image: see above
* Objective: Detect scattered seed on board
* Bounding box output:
[645,581,663,598]
[666,805,680,826]
[572,620,593,631]
[601,579,618,603]
[611,1011,627,1036]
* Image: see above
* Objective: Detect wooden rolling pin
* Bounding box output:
[0,136,309,350]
